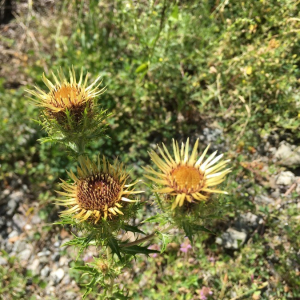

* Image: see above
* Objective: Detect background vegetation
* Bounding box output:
[1,0,300,299]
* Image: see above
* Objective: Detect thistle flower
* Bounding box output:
[27,68,105,126]
[57,156,142,224]
[144,138,231,210]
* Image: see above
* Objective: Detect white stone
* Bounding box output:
[8,230,19,239]
[41,265,50,278]
[27,258,40,276]
[19,249,31,261]
[216,228,247,249]
[274,141,300,167]
[276,171,295,186]
[0,256,8,265]
[51,268,65,284]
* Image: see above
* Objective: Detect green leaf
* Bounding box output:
[121,224,145,235]
[143,214,167,224]
[72,266,96,274]
[170,4,179,21]
[182,222,193,244]
[135,63,148,74]
[107,237,122,261]
[158,232,171,253]
[112,292,131,300]
[192,224,215,235]
[121,245,159,256]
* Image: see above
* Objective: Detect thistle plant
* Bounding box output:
[29,68,232,299]
[27,68,109,155]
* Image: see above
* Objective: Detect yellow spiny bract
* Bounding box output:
[144,138,231,210]
[27,67,105,123]
[56,156,143,224]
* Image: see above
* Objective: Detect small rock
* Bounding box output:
[276,171,295,186]
[254,195,274,205]
[274,141,300,167]
[31,215,41,225]
[51,268,65,284]
[27,258,40,276]
[59,256,69,267]
[8,230,19,239]
[54,241,61,248]
[0,256,8,265]
[37,250,51,257]
[13,240,27,253]
[52,252,60,262]
[12,213,27,231]
[41,265,50,278]
[65,291,78,300]
[0,216,5,229]
[235,212,261,232]
[24,224,32,231]
[216,228,247,249]
[6,191,23,216]
[0,189,10,204]
[19,249,32,261]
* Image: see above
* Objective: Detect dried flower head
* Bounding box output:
[57,156,142,223]
[27,68,105,125]
[144,138,231,210]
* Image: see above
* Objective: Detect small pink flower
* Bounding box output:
[148,244,160,258]
[199,287,213,300]
[83,254,93,263]
[180,237,192,253]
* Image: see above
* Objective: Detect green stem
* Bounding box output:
[109,277,114,296]
[73,139,86,156]
[120,224,175,248]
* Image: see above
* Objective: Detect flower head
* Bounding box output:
[57,156,142,224]
[27,68,105,125]
[198,286,213,300]
[144,138,231,210]
[180,237,192,253]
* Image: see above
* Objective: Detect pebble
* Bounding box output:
[37,250,51,257]
[216,228,247,249]
[27,258,40,276]
[235,212,261,232]
[51,268,65,284]
[24,224,32,231]
[52,252,60,262]
[40,265,50,278]
[274,141,300,167]
[13,240,27,253]
[276,171,295,186]
[6,191,23,216]
[19,249,32,261]
[59,256,69,267]
[8,230,19,239]
[0,256,8,265]
[12,213,27,231]
[54,241,61,248]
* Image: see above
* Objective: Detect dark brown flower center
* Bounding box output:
[169,166,204,193]
[76,174,122,211]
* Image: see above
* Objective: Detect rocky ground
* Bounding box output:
[1,130,300,298]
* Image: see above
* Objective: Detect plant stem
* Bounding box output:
[120,224,175,248]
[109,277,114,296]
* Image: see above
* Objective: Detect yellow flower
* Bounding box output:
[57,156,142,224]
[27,68,105,124]
[144,138,231,210]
